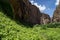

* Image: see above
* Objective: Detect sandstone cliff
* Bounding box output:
[0,0,51,25]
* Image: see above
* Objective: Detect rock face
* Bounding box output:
[53,1,60,22]
[40,13,51,24]
[9,0,42,24]
[0,0,51,25]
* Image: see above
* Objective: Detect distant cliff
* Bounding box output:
[0,0,51,25]
[53,1,60,22]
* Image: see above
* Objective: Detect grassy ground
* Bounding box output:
[0,10,60,40]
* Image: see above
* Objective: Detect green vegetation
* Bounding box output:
[0,9,60,40]
[0,1,60,40]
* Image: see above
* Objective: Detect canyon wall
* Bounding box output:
[0,0,51,25]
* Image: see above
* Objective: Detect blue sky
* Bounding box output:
[29,0,60,17]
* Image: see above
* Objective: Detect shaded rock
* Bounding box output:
[9,0,42,24]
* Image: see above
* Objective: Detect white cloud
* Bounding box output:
[30,0,46,12]
[55,0,60,5]
[30,1,34,5]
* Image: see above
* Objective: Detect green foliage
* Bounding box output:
[0,11,60,40]
[47,22,60,28]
